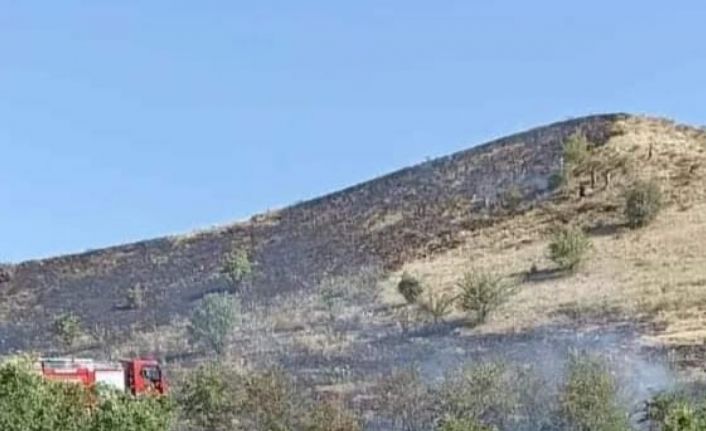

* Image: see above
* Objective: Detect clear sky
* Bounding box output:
[1,1,705,262]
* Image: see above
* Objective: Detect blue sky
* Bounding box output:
[1,1,705,262]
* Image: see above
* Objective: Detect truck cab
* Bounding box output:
[122,358,167,395]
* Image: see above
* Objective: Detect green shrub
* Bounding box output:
[375,368,436,431]
[438,361,553,431]
[625,180,663,228]
[177,363,327,431]
[0,356,171,431]
[457,271,515,325]
[242,367,305,431]
[548,227,591,272]
[188,293,240,355]
[558,354,630,431]
[398,272,424,304]
[52,313,82,352]
[661,402,706,431]
[501,185,523,212]
[0,357,91,431]
[91,390,172,431]
[175,362,243,431]
[419,291,456,324]
[126,284,146,309]
[222,249,253,286]
[643,392,706,431]
[302,398,362,431]
[563,133,590,168]
[439,362,515,429]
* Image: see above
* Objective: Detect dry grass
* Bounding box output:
[384,117,706,346]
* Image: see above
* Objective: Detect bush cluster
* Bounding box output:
[188,292,240,356]
[373,354,700,431]
[2,352,700,431]
[398,272,424,304]
[563,133,591,168]
[548,227,591,272]
[625,180,663,228]
[176,362,361,431]
[52,313,83,352]
[457,271,515,325]
[0,357,172,431]
[126,284,146,309]
[222,248,253,286]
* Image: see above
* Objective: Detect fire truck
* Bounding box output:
[37,357,167,395]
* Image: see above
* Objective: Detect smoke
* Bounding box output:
[406,325,676,430]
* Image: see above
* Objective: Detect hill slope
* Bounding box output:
[2,113,705,366]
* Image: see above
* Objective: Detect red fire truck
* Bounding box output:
[37,357,167,395]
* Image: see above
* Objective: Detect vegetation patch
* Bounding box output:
[398,272,424,305]
[625,180,663,228]
[548,227,591,272]
[457,271,516,325]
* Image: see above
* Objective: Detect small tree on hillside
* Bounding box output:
[558,354,630,431]
[53,313,82,352]
[457,271,515,325]
[502,185,523,213]
[175,362,243,431]
[625,180,663,228]
[418,291,456,324]
[563,133,590,169]
[398,272,424,305]
[222,249,253,287]
[548,227,591,272]
[188,293,240,356]
[126,284,146,309]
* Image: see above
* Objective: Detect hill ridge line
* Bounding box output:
[15,112,632,266]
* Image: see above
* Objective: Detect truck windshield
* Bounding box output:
[141,366,161,382]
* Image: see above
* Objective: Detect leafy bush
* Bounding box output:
[52,313,82,352]
[91,390,173,431]
[660,402,706,431]
[222,249,253,286]
[0,356,91,431]
[188,293,240,355]
[0,356,171,431]
[457,271,515,325]
[175,362,242,431]
[302,398,362,431]
[439,362,520,429]
[177,363,360,431]
[642,392,706,431]
[501,185,523,212]
[548,227,591,272]
[398,272,424,305]
[563,133,590,168]
[375,368,436,431]
[242,367,305,431]
[419,291,456,324]
[625,180,663,228]
[436,361,554,431]
[126,284,146,309]
[558,354,630,431]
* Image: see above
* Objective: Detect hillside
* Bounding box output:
[2,113,706,381]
